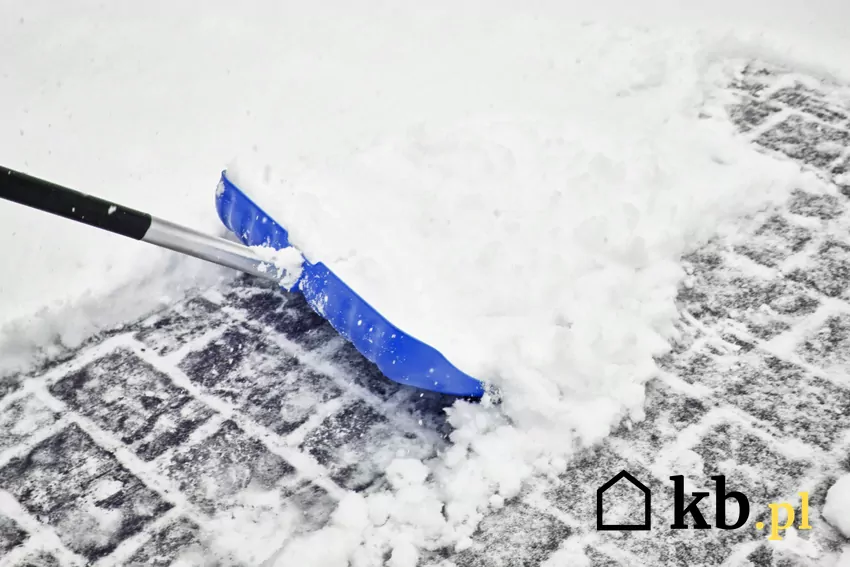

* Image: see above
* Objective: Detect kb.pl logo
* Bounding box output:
[597,470,811,541]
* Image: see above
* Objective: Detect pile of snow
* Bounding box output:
[251,245,304,290]
[824,474,850,538]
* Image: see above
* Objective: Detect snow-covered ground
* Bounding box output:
[2,0,850,369]
[3,2,850,566]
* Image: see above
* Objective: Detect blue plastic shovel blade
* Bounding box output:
[215,171,486,398]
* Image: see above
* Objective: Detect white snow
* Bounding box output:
[207,489,300,565]
[824,474,850,538]
[274,493,370,566]
[4,0,850,565]
[251,244,304,290]
[541,541,591,567]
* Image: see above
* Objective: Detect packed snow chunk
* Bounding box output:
[367,492,394,526]
[385,459,447,533]
[823,474,850,537]
[388,535,419,567]
[274,493,369,566]
[386,459,430,489]
[206,489,300,565]
[251,244,304,290]
[332,492,370,532]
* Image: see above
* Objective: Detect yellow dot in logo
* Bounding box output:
[755,522,765,530]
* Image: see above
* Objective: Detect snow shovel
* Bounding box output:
[0,166,487,398]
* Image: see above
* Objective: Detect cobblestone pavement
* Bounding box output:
[1,60,850,566]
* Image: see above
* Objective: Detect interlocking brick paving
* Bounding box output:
[0,424,172,561]
[49,351,213,461]
[1,60,849,566]
[178,327,344,436]
[0,516,27,556]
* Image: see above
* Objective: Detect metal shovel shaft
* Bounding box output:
[0,166,281,282]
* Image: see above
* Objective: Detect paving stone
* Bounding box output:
[135,297,227,355]
[0,396,57,453]
[49,349,214,461]
[329,341,402,400]
[452,503,571,567]
[612,379,711,457]
[797,312,850,374]
[676,247,725,314]
[679,253,820,340]
[10,551,61,567]
[651,318,705,375]
[735,281,820,340]
[731,63,779,98]
[770,84,849,124]
[787,240,850,298]
[720,355,850,451]
[787,190,845,220]
[635,527,753,567]
[0,515,27,556]
[718,332,759,354]
[179,327,344,436]
[163,420,296,514]
[0,424,171,561]
[656,344,730,388]
[735,214,813,268]
[417,548,456,566]
[282,479,337,531]
[125,517,212,566]
[585,546,629,567]
[691,420,809,504]
[256,293,340,351]
[755,115,850,169]
[300,400,433,490]
[221,276,287,318]
[0,374,21,403]
[747,544,774,567]
[728,98,783,132]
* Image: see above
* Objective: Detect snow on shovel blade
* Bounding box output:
[216,171,487,398]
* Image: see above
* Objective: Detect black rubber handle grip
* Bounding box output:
[0,166,152,240]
